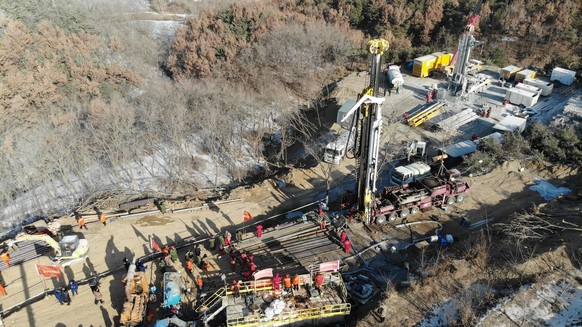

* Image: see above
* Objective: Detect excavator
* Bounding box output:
[1,224,89,267]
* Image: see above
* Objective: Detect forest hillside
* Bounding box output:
[0,0,580,231]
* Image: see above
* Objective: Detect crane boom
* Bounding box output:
[341,39,388,225]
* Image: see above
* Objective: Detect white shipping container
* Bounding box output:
[505,88,539,107]
[493,116,527,133]
[523,78,553,96]
[515,83,542,97]
[550,67,576,86]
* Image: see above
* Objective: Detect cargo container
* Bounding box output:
[413,54,437,77]
[550,67,576,86]
[523,78,553,96]
[432,52,453,69]
[493,116,527,133]
[500,65,523,80]
[505,88,539,107]
[515,83,542,97]
[515,69,536,82]
[412,52,452,77]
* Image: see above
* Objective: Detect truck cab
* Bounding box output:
[323,128,355,164]
[391,162,432,185]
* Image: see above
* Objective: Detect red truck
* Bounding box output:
[373,169,469,224]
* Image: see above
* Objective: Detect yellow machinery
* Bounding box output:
[407,102,446,127]
[120,261,149,326]
[6,233,89,267]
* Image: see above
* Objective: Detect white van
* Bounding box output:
[323,128,356,164]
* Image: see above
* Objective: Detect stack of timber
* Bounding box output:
[437,108,479,132]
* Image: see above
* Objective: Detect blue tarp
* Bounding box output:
[163,281,181,308]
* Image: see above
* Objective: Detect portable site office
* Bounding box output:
[515,83,542,97]
[500,65,523,80]
[505,88,539,107]
[523,78,553,96]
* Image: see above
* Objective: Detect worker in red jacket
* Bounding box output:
[256,225,263,238]
[343,239,351,254]
[314,273,324,291]
[340,230,347,243]
[272,273,282,291]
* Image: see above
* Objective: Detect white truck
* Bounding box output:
[323,127,355,164]
[391,162,432,185]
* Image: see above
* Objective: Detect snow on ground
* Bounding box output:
[477,273,582,327]
[529,179,572,201]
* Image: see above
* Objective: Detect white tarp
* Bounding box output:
[550,67,576,86]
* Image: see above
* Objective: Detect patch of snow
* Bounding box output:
[418,298,461,327]
[478,277,582,327]
[529,179,571,201]
[132,20,183,38]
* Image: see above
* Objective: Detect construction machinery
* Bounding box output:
[2,232,89,267]
[340,39,388,225]
[374,169,470,224]
[449,0,483,96]
[120,260,150,327]
[407,101,446,127]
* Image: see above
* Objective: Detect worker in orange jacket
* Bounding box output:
[0,252,10,268]
[0,283,6,296]
[99,212,106,226]
[196,276,203,291]
[283,274,292,292]
[77,216,87,230]
[186,259,194,275]
[292,274,300,291]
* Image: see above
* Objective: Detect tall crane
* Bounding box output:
[449,0,483,96]
[341,39,388,225]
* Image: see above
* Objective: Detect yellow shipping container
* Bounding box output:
[501,65,523,80]
[412,52,453,78]
[412,54,437,77]
[432,52,453,69]
[515,69,536,82]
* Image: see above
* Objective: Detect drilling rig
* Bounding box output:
[340,39,388,225]
[449,0,483,96]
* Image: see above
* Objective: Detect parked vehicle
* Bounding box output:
[374,169,469,223]
[323,128,355,164]
[390,162,432,185]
